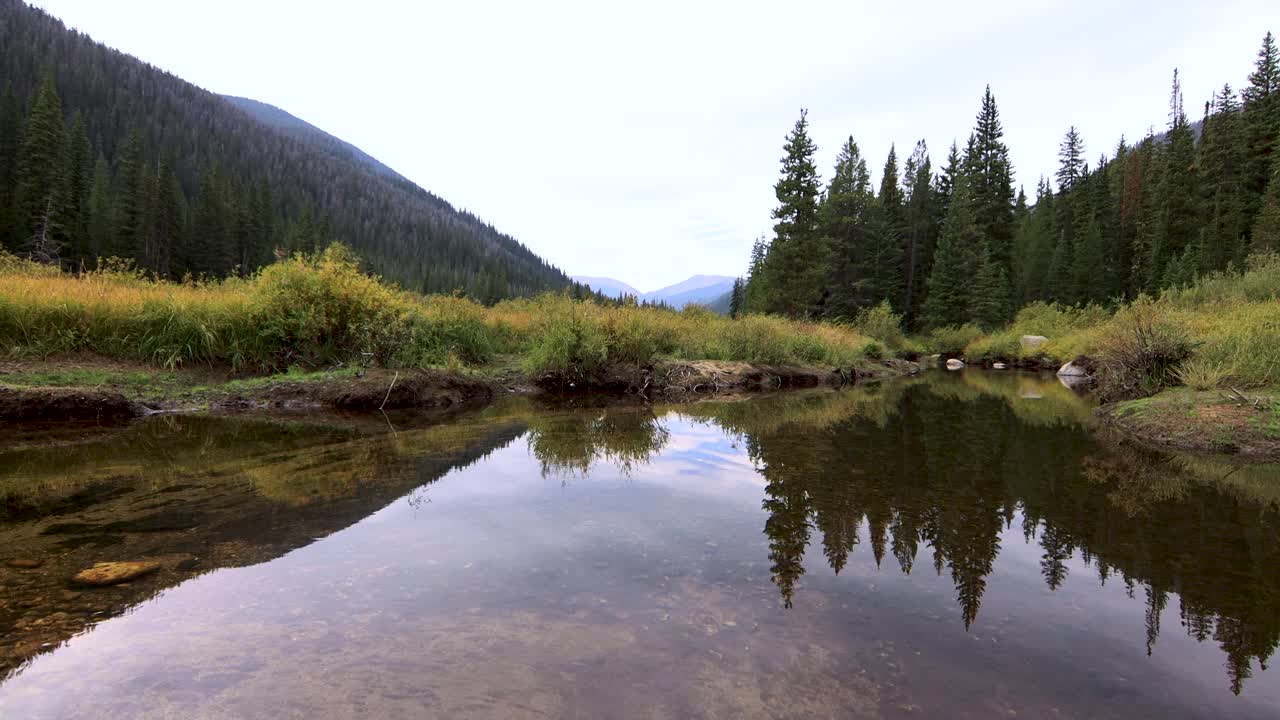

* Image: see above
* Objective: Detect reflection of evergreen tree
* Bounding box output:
[718,370,1280,693]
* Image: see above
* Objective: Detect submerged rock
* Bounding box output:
[946,359,965,370]
[7,559,43,569]
[71,561,161,586]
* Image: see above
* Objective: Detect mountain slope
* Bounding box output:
[571,275,642,299]
[0,0,567,298]
[643,275,735,308]
[222,96,409,184]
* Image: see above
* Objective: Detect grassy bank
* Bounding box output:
[914,253,1280,391]
[0,247,885,393]
[891,254,1280,456]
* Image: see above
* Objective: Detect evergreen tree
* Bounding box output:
[729,277,745,318]
[1151,70,1202,287]
[765,110,826,317]
[921,182,981,328]
[1046,228,1074,303]
[901,140,935,326]
[1070,216,1107,304]
[935,141,962,222]
[743,235,773,313]
[964,86,1017,275]
[1012,178,1056,304]
[112,128,145,260]
[1253,163,1280,253]
[820,136,875,318]
[15,73,67,259]
[0,83,22,251]
[1056,126,1087,192]
[1199,86,1248,272]
[971,241,1011,329]
[61,112,93,265]
[1242,32,1279,227]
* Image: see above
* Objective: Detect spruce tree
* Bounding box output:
[821,136,874,319]
[901,140,935,326]
[86,155,114,262]
[1253,164,1280,253]
[971,241,1011,329]
[766,110,826,317]
[112,128,145,260]
[61,112,93,265]
[1070,217,1107,304]
[15,74,67,258]
[0,83,21,251]
[743,235,773,313]
[1151,70,1202,288]
[1199,85,1248,272]
[1046,229,1074,303]
[1056,126,1087,192]
[729,277,745,318]
[964,87,1017,275]
[1242,32,1279,225]
[921,182,981,328]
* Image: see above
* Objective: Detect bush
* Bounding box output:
[1095,297,1196,398]
[853,301,906,351]
[1173,358,1230,390]
[923,324,985,356]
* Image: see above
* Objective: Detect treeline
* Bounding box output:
[0,0,568,300]
[735,32,1280,331]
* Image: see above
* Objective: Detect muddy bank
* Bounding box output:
[1098,388,1280,459]
[211,368,496,413]
[0,357,923,422]
[0,387,141,423]
[532,358,921,399]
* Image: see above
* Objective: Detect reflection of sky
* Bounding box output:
[2,405,1278,719]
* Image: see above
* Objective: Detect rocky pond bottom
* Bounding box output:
[1,371,1278,719]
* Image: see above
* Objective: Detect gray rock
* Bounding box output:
[945,359,965,370]
[992,362,1008,370]
[1057,360,1088,377]
[1020,335,1049,351]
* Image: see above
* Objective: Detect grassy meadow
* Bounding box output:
[0,246,882,382]
[908,253,1280,392]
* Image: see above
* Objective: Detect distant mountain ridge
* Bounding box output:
[573,273,735,309]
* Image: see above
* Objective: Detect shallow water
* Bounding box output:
[1,371,1278,719]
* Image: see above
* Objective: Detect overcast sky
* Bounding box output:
[31,0,1277,291]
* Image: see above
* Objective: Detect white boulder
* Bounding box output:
[945,359,965,370]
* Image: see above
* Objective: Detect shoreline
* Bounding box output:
[0,355,923,423]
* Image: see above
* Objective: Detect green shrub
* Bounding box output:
[1096,297,1196,397]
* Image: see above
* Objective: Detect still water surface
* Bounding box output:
[1,371,1278,718]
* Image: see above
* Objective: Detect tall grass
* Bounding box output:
[955,253,1280,390]
[0,248,879,376]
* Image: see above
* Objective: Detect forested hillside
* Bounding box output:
[737,32,1280,331]
[0,0,569,299]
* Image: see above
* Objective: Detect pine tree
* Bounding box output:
[743,235,772,312]
[61,112,93,265]
[112,128,145,260]
[1253,163,1280,253]
[1056,126,1087,192]
[971,241,1011,329]
[1071,216,1107,304]
[921,182,981,328]
[1151,69,1202,288]
[1012,178,1056,304]
[0,83,22,251]
[821,136,874,319]
[85,155,114,262]
[1199,85,1248,272]
[729,277,745,318]
[965,87,1017,275]
[1046,228,1074,303]
[15,73,67,258]
[1242,32,1279,227]
[765,110,826,317]
[901,140,935,326]
[935,141,962,222]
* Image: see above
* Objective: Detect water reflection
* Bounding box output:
[529,373,1280,695]
[1,371,1278,717]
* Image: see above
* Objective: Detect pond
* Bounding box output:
[1,371,1278,719]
